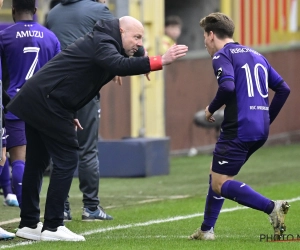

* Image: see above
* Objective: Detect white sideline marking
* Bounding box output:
[1,196,300,249]
[100,235,250,239]
[0,196,190,226]
[82,196,300,236]
[0,241,35,249]
[0,219,21,226]
[82,206,249,236]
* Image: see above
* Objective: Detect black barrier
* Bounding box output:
[73,137,170,178]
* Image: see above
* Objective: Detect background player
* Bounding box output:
[190,12,291,241]
[46,0,113,221]
[161,15,182,54]
[0,0,60,206]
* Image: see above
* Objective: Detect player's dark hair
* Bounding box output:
[165,15,182,27]
[12,0,36,14]
[199,12,235,39]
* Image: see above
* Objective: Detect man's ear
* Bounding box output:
[209,31,214,40]
[33,7,37,15]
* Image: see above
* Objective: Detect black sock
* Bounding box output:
[19,223,38,229]
[87,206,98,212]
[42,226,57,232]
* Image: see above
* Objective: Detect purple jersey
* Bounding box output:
[212,43,283,141]
[0,20,60,120]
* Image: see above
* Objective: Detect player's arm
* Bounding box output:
[0,35,9,111]
[268,66,290,124]
[206,54,235,121]
[208,80,235,114]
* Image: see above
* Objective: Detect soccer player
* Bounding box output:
[0,0,60,206]
[189,13,291,241]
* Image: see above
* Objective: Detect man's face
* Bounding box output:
[165,25,181,42]
[120,24,144,57]
[204,31,216,57]
[0,0,3,9]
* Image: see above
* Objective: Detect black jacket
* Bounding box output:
[7,19,152,147]
[46,0,114,50]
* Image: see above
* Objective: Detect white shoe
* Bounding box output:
[40,226,85,241]
[3,194,19,207]
[189,227,215,240]
[0,227,15,240]
[16,222,43,241]
[269,200,290,240]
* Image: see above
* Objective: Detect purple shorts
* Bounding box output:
[212,137,266,176]
[5,119,27,150]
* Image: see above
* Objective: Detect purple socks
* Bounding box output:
[11,160,25,205]
[221,180,274,214]
[201,175,225,231]
[201,177,275,232]
[0,160,13,197]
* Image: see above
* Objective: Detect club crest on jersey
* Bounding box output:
[16,30,44,39]
[216,67,222,79]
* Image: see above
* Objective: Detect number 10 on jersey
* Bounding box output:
[241,63,268,98]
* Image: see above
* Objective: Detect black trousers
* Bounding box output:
[21,123,78,229]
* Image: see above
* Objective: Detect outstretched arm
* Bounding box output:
[94,42,188,76]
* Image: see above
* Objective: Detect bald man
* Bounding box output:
[8,16,188,241]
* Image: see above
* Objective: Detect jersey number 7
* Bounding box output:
[23,47,40,80]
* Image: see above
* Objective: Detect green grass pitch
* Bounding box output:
[1,143,300,249]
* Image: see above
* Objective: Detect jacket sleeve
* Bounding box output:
[95,5,114,21]
[94,41,162,76]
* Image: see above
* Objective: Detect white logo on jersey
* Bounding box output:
[16,30,44,39]
[213,55,220,60]
[216,67,223,79]
[218,160,228,165]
